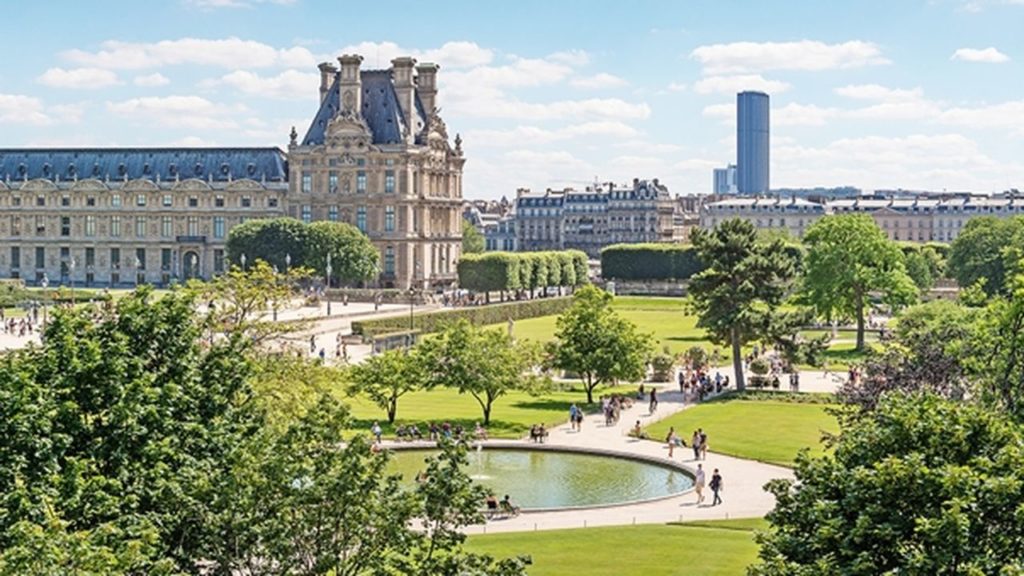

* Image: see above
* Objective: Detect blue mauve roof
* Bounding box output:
[0,148,288,183]
[302,70,427,147]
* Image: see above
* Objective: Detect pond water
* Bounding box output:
[388,448,693,510]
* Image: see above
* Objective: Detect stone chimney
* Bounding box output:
[337,54,363,117]
[317,62,337,104]
[416,62,439,114]
[391,57,417,143]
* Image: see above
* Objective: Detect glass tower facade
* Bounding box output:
[737,91,770,195]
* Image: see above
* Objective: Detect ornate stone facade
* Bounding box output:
[0,54,465,289]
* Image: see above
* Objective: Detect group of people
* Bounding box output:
[678,367,728,402]
[1,315,36,338]
[529,423,549,443]
[568,403,584,431]
[305,333,348,364]
[693,463,724,506]
[600,394,634,426]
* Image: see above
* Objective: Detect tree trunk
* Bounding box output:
[855,287,866,352]
[387,398,397,424]
[732,327,745,391]
[483,402,491,425]
[585,376,595,404]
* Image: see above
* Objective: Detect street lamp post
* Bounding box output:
[273,264,279,322]
[325,252,333,317]
[240,253,247,272]
[408,286,415,348]
[69,258,77,305]
[40,274,49,328]
[134,257,142,287]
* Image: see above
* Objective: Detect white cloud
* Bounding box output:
[570,73,628,89]
[451,95,650,121]
[666,82,687,92]
[951,47,1010,63]
[133,73,170,87]
[548,50,590,67]
[106,95,241,129]
[690,40,889,74]
[208,69,319,99]
[701,103,733,120]
[337,41,494,69]
[0,94,52,125]
[465,121,639,147]
[37,67,120,89]
[938,100,1024,132]
[64,37,316,70]
[50,103,87,124]
[834,84,923,101]
[774,103,840,126]
[693,74,790,95]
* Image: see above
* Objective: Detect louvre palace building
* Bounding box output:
[0,54,464,290]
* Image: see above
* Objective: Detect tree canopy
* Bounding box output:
[753,392,1024,575]
[688,218,798,390]
[462,219,485,254]
[348,349,425,423]
[306,220,380,284]
[801,214,917,351]
[947,216,1024,296]
[548,285,652,403]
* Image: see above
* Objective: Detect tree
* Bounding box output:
[688,218,797,391]
[462,219,485,254]
[969,270,1024,422]
[801,214,917,351]
[903,248,934,291]
[752,393,1024,575]
[417,320,547,424]
[548,285,652,403]
[348,349,425,423]
[306,220,380,285]
[947,216,1024,295]
[226,217,308,270]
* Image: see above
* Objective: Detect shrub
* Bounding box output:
[650,348,676,382]
[351,297,574,339]
[600,243,703,280]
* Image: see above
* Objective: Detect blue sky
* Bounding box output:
[2,0,1022,198]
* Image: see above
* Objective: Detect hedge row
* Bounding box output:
[351,296,574,338]
[600,243,703,281]
[457,250,588,293]
[0,286,112,308]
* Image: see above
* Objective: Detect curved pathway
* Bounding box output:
[460,385,794,535]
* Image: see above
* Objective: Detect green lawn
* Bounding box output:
[645,397,839,467]
[466,518,766,576]
[491,296,877,369]
[345,385,603,439]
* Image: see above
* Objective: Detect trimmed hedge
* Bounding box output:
[458,250,588,293]
[351,297,574,338]
[601,243,703,281]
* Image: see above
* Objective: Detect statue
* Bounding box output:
[289,126,298,147]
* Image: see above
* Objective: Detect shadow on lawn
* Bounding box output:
[347,417,547,440]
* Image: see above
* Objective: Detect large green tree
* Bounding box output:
[417,320,547,424]
[548,285,652,403]
[306,220,380,285]
[801,214,917,351]
[752,392,1024,575]
[348,349,425,423]
[688,218,797,390]
[226,217,308,270]
[948,216,1024,296]
[970,269,1024,422]
[462,219,485,254]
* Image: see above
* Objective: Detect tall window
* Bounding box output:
[356,170,366,193]
[214,249,225,274]
[60,216,71,237]
[10,247,20,269]
[10,216,20,236]
[329,171,338,193]
[135,216,146,237]
[187,216,199,236]
[136,248,146,270]
[163,194,173,207]
[384,206,395,232]
[35,247,45,269]
[301,205,312,224]
[215,195,225,207]
[111,216,121,238]
[85,247,95,267]
[328,205,338,222]
[385,170,395,194]
[136,194,146,207]
[111,194,121,208]
[213,217,225,239]
[301,171,312,193]
[85,215,96,237]
[384,246,395,275]
[161,249,171,271]
[110,248,120,269]
[161,216,172,237]
[356,207,367,232]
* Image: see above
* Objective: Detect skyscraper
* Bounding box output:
[712,164,737,195]
[737,91,769,195]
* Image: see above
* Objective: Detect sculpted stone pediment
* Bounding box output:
[172,178,212,192]
[226,178,264,191]
[19,178,58,192]
[0,181,8,191]
[70,179,109,193]
[123,179,160,192]
[325,112,374,150]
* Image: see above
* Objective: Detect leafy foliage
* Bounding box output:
[753,393,1024,575]
[352,297,574,338]
[548,285,653,403]
[417,320,548,424]
[226,217,309,271]
[947,215,1024,296]
[462,219,485,254]
[801,214,917,351]
[348,349,425,423]
[457,251,587,296]
[688,218,797,390]
[600,243,703,281]
[306,220,380,284]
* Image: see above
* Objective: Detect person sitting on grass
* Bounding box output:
[630,420,647,439]
[474,422,488,440]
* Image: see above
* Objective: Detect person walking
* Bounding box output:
[649,388,658,414]
[699,428,708,460]
[371,421,383,443]
[694,464,706,504]
[569,403,580,432]
[666,427,679,458]
[710,469,723,506]
[691,430,701,460]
